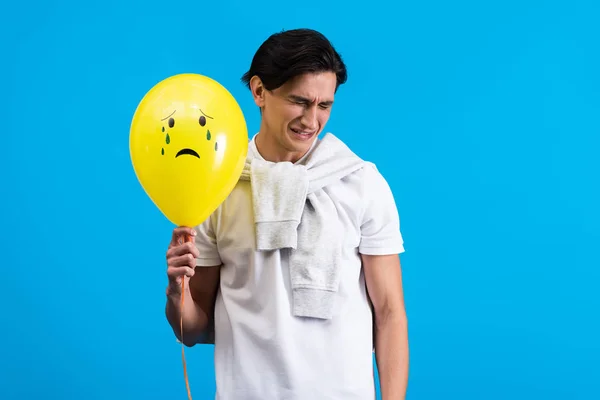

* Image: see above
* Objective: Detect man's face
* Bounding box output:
[252,72,337,161]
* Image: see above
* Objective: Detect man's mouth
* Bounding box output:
[175,148,200,158]
[290,127,315,137]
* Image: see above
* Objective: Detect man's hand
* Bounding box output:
[166,227,199,296]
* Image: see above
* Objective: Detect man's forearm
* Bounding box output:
[374,311,409,400]
[165,288,209,347]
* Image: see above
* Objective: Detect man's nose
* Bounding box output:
[300,106,318,131]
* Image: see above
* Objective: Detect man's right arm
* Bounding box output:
[165,264,221,347]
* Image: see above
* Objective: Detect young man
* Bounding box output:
[165,28,409,400]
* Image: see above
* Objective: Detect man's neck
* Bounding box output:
[255,131,309,163]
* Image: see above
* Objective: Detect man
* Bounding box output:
[165,28,409,399]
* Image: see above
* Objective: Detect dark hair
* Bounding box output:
[241,28,347,92]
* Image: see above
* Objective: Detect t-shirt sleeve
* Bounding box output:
[193,215,222,267]
[358,163,405,255]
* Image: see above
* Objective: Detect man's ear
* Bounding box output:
[250,76,266,108]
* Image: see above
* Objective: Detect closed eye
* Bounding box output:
[289,96,333,109]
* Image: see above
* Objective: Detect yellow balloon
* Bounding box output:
[130,73,248,228]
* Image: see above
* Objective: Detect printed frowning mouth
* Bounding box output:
[175,148,200,158]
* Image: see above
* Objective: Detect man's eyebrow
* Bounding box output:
[288,95,334,105]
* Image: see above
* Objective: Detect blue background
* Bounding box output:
[2,0,599,399]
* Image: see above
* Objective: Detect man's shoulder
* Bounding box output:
[358,162,393,203]
[363,161,389,183]
[320,132,391,190]
[323,132,383,166]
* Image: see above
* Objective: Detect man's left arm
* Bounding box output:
[363,253,409,400]
[358,163,409,399]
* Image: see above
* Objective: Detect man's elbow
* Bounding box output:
[180,337,198,347]
[374,302,408,330]
[182,326,215,347]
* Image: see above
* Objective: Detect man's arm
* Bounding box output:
[165,265,221,347]
[363,253,409,400]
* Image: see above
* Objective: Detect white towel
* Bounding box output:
[239,133,365,319]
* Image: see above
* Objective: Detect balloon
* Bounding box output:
[130,73,248,228]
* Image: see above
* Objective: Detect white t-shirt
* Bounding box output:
[194,134,405,400]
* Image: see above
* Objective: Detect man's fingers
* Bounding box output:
[168,253,197,269]
[166,242,199,259]
[166,228,198,294]
[171,226,197,245]
[167,265,195,279]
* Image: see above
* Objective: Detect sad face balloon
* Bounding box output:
[130,74,248,227]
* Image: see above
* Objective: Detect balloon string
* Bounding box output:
[179,233,193,400]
